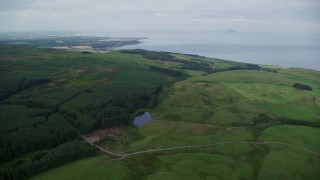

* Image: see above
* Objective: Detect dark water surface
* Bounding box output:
[82,31,320,70]
[133,112,154,127]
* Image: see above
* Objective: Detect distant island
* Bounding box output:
[224,29,236,33]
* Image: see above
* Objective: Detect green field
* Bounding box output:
[31,156,127,180]
[0,43,319,179]
[259,125,320,179]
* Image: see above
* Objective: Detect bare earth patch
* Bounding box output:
[46,79,71,87]
[69,68,92,74]
[70,46,93,50]
[93,78,113,83]
[52,46,70,50]
[99,67,118,73]
[83,126,126,144]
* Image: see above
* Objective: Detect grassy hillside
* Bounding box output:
[1,44,319,179]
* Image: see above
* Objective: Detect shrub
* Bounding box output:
[292,83,312,91]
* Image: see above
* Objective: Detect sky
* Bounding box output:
[0,0,319,33]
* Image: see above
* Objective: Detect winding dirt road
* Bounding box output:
[82,136,320,160]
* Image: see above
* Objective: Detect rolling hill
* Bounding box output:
[0,43,319,180]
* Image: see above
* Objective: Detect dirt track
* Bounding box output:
[82,136,320,160]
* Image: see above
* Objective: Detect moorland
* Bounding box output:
[0,36,319,180]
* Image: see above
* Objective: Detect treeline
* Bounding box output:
[261,68,277,73]
[0,111,79,162]
[279,117,320,128]
[149,66,183,77]
[252,113,273,124]
[181,61,213,73]
[3,100,57,112]
[227,64,261,71]
[120,49,192,64]
[82,87,161,129]
[122,49,213,73]
[0,78,23,101]
[121,49,176,61]
[0,141,97,180]
[20,78,51,90]
[213,63,262,73]
[0,77,51,101]
[122,49,206,60]
[172,52,205,58]
[122,50,269,74]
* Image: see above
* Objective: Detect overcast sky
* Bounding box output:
[0,0,319,33]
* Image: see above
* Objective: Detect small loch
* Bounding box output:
[133,112,154,127]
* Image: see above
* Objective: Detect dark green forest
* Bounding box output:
[0,45,182,179]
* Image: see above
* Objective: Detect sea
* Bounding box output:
[80,31,320,71]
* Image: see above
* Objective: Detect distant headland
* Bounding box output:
[224,29,236,33]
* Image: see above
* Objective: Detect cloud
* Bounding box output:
[154,12,173,16]
[49,13,63,18]
[0,0,319,32]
